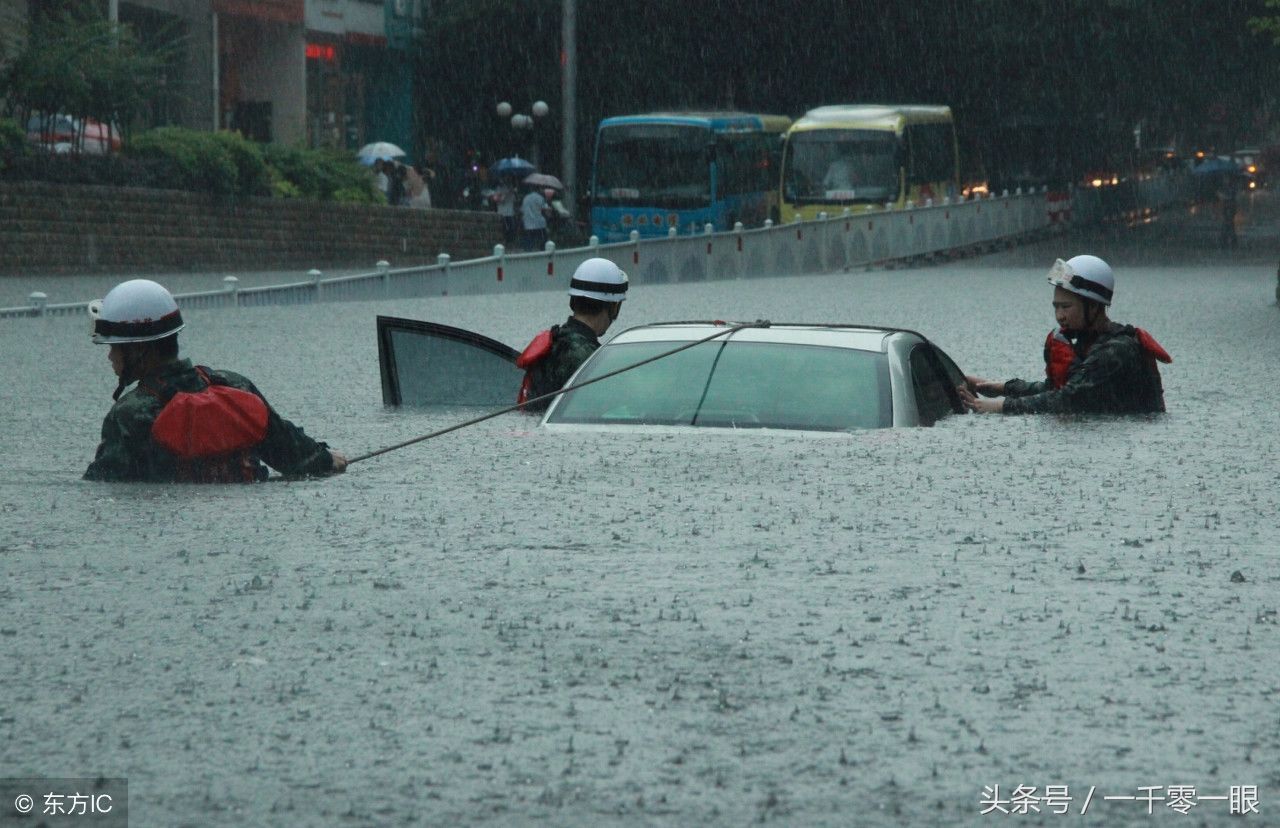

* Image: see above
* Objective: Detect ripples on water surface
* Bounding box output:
[2,221,1279,825]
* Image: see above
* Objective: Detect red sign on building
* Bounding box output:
[213,0,304,24]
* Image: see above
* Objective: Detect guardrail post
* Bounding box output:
[494,244,505,282]
[668,226,677,238]
[309,269,322,302]
[764,219,773,228]
[544,240,556,279]
[733,221,745,277]
[377,259,390,297]
[815,213,828,270]
[437,253,450,296]
[222,275,239,307]
[29,292,47,317]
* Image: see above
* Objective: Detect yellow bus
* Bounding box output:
[778,104,959,222]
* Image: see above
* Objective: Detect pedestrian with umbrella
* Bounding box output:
[491,156,536,178]
[492,158,532,246]
[525,173,572,243]
[520,176,551,251]
[493,176,519,245]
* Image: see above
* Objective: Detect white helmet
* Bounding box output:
[568,258,628,303]
[1047,254,1114,306]
[90,279,185,344]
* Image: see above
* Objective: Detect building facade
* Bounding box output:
[2,0,420,155]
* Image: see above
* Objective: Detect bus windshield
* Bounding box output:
[784,130,899,204]
[593,124,711,208]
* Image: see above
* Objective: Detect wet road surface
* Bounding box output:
[2,193,1279,826]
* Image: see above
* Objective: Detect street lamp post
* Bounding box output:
[496,99,550,167]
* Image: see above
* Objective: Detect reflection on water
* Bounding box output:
[3,219,1280,824]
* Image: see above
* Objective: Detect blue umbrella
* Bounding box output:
[491,156,536,178]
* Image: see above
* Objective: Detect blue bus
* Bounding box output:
[589,111,792,243]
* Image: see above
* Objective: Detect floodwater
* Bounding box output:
[2,195,1279,826]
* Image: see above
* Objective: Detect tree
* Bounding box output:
[1,0,171,151]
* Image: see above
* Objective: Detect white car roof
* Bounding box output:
[607,323,901,353]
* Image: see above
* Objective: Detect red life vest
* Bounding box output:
[1044,327,1173,389]
[515,329,554,407]
[1044,329,1076,389]
[147,367,269,483]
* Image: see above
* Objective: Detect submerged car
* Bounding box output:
[376,317,968,431]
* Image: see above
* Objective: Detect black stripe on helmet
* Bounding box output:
[1069,274,1113,301]
[570,278,628,295]
[94,309,183,338]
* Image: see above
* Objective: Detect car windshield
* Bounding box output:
[548,339,892,430]
[592,124,712,208]
[784,129,899,204]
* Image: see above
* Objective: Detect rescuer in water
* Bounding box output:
[84,279,347,482]
[960,254,1171,415]
[516,258,629,412]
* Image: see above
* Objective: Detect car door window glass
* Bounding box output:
[377,317,521,406]
[909,344,953,426]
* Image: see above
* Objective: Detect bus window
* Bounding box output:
[593,124,711,209]
[783,130,899,204]
[779,105,957,222]
[589,113,791,241]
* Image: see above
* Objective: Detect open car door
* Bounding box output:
[377,316,523,406]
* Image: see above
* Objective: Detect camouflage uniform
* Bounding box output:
[521,317,601,412]
[1003,323,1166,415]
[84,358,335,482]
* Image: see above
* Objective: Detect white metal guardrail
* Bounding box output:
[1,174,1191,321]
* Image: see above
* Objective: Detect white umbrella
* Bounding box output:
[357,141,407,166]
[523,172,565,190]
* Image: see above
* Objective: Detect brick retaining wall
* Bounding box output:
[0,181,501,275]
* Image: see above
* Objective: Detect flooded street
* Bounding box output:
[3,197,1280,826]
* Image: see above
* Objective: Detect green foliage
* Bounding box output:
[0,117,27,171]
[127,128,379,201]
[0,119,378,202]
[1,0,171,148]
[261,144,380,203]
[333,186,383,204]
[271,174,303,200]
[1249,0,1280,44]
[130,127,242,195]
[210,130,271,197]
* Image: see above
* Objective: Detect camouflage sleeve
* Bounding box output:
[1003,378,1047,398]
[1003,340,1130,415]
[553,338,600,390]
[83,404,151,481]
[219,372,334,478]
